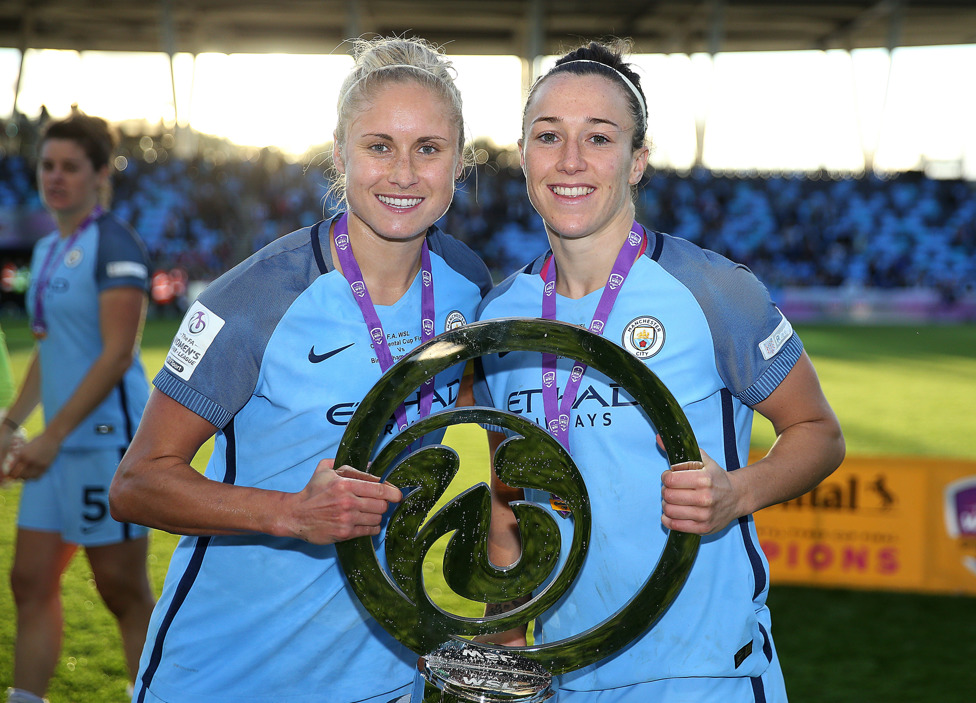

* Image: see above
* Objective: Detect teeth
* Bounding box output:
[551,186,594,197]
[378,195,422,208]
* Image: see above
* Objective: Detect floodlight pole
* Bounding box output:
[10,4,35,118]
[160,0,179,128]
[694,0,725,169]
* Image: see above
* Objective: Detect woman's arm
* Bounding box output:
[486,430,525,567]
[479,429,530,646]
[661,351,845,535]
[47,287,147,441]
[7,287,146,479]
[2,348,41,429]
[0,350,41,483]
[109,389,403,543]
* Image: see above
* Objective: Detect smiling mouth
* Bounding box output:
[550,185,595,197]
[378,194,423,209]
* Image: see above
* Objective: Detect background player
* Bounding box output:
[1,112,155,703]
[476,39,845,701]
[109,35,492,703]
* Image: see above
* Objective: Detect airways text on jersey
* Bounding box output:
[326,377,462,433]
[507,382,638,413]
[506,382,640,430]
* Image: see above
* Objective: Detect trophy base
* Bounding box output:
[418,641,554,702]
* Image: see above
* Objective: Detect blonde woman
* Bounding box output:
[110,36,491,703]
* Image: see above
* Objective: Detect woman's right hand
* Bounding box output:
[284,459,403,545]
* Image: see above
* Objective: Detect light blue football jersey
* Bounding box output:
[475,229,802,691]
[26,212,150,449]
[137,217,491,703]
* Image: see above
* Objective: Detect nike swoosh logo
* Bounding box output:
[308,342,355,364]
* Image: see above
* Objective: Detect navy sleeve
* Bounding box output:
[654,235,803,406]
[154,227,324,428]
[426,227,494,298]
[94,214,151,293]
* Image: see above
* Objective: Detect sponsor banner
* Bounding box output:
[754,453,976,594]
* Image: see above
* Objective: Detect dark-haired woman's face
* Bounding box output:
[37,138,107,221]
[519,73,648,242]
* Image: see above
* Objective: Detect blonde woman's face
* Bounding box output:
[334,81,462,242]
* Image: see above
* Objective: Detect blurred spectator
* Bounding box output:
[2,115,974,305]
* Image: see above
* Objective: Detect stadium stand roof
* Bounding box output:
[2,0,975,58]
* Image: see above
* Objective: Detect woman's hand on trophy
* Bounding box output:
[287,458,402,544]
[660,449,740,535]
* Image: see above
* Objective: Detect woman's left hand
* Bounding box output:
[0,425,25,484]
[660,352,845,537]
[660,449,741,535]
[6,432,60,481]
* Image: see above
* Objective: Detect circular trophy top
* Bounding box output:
[335,317,701,678]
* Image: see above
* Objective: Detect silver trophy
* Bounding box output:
[335,318,701,702]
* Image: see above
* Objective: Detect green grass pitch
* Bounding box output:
[1,317,974,701]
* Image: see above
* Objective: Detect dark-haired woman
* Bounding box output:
[1,112,155,703]
[477,40,845,701]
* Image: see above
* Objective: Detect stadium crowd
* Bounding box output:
[2,120,974,309]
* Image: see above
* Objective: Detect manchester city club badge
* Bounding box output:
[622,316,665,359]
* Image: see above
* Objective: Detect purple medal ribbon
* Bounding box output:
[332,212,436,431]
[31,206,103,338]
[542,222,646,449]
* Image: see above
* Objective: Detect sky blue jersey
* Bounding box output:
[475,228,802,691]
[137,217,491,703]
[26,212,150,449]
